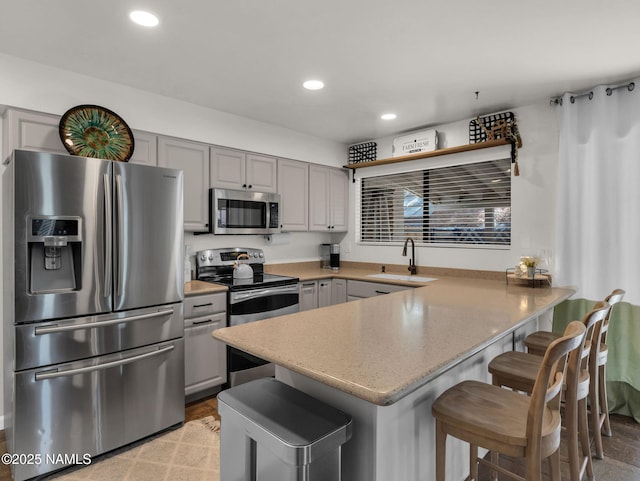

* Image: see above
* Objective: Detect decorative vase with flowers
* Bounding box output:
[521,256,539,278]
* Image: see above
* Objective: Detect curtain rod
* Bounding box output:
[549,81,635,106]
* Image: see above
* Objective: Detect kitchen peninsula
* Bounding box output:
[213,272,574,481]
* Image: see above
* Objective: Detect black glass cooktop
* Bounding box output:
[200,273,298,291]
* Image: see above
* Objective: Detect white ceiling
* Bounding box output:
[1,0,639,145]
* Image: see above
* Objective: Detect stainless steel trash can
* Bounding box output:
[218,378,352,481]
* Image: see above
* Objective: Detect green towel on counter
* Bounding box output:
[553,299,640,422]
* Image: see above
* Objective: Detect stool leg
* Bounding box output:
[579,397,594,480]
[599,363,612,436]
[469,444,478,481]
[589,364,605,460]
[436,420,446,481]
[565,390,580,481]
[489,450,498,481]
[548,450,561,481]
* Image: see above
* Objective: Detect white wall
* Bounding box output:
[0,54,346,166]
[340,102,560,273]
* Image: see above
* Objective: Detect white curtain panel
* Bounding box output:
[556,80,640,304]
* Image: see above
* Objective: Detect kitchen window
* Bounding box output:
[358,158,511,246]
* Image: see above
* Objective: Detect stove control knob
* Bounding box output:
[259,252,264,258]
[253,253,258,258]
[199,254,206,261]
[208,254,214,261]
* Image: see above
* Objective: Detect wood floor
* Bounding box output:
[0,396,637,480]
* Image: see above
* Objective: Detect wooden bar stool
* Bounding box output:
[488,302,610,481]
[525,289,625,459]
[431,321,586,481]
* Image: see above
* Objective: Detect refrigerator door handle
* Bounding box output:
[34,308,175,335]
[103,173,113,298]
[34,344,175,381]
[115,173,125,298]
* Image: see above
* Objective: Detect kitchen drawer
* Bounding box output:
[346,280,410,299]
[184,292,226,318]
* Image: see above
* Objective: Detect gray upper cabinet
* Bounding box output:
[129,130,157,166]
[2,109,67,159]
[277,158,309,231]
[329,167,349,231]
[2,109,157,166]
[158,136,210,231]
[210,146,277,193]
[309,165,349,232]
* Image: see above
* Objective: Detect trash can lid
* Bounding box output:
[218,378,352,450]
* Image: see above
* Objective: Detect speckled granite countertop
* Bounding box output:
[264,260,505,286]
[184,280,227,296]
[213,270,574,406]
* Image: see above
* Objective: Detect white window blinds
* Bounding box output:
[358,158,511,246]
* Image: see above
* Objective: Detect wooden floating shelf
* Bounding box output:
[343,138,512,170]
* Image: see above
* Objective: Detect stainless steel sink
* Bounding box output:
[367,273,437,283]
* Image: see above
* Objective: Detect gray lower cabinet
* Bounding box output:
[300,279,343,310]
[184,292,227,400]
[332,278,347,304]
[346,280,411,301]
[318,279,332,307]
[299,281,318,312]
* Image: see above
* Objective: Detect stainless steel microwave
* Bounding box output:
[209,188,281,235]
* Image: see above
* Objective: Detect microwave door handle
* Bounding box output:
[103,173,113,298]
[34,344,175,381]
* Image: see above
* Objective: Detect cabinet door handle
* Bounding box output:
[248,184,252,189]
[193,319,215,325]
[193,302,213,308]
[375,290,390,295]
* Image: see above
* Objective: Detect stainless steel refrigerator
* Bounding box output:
[2,149,185,481]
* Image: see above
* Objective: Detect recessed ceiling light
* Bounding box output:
[129,10,159,27]
[302,80,324,91]
[381,113,397,120]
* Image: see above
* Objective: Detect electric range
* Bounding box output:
[195,247,300,386]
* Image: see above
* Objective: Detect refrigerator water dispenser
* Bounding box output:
[28,217,82,293]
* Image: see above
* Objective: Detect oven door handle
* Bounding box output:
[231,285,299,302]
[34,345,175,381]
[34,308,175,335]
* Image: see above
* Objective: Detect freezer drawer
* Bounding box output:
[10,339,185,481]
[15,303,183,371]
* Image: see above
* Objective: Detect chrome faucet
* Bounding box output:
[402,237,417,275]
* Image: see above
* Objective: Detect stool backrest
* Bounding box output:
[527,320,586,457]
[579,301,610,373]
[600,289,626,347]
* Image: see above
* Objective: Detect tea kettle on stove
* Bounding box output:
[233,253,253,279]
